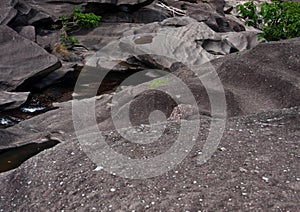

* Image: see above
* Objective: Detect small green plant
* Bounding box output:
[237,0,300,41]
[57,8,101,47]
[236,0,261,28]
[60,34,79,47]
[59,8,102,32]
[149,79,167,89]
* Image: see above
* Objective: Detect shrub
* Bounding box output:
[237,0,300,41]
[69,8,101,28]
[236,0,261,28]
[57,8,102,47]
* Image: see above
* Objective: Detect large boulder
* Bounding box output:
[0,36,299,210]
[215,38,300,116]
[0,25,61,91]
[0,106,298,210]
[79,17,259,71]
[2,38,299,145]
[151,38,300,117]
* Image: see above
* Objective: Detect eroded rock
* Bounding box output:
[0,25,61,91]
[0,91,29,112]
[0,106,299,210]
[0,0,18,25]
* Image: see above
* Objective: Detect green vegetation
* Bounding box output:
[56,8,102,47]
[237,0,260,28]
[237,0,300,41]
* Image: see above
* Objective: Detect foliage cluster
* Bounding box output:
[57,8,102,47]
[237,0,300,41]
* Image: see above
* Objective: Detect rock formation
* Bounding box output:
[0,0,299,211]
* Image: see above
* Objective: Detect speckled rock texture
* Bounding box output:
[0,0,299,211]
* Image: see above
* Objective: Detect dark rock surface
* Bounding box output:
[2,38,299,145]
[9,0,54,28]
[0,0,299,211]
[15,25,36,41]
[216,39,300,116]
[0,106,299,211]
[0,0,18,25]
[13,0,87,23]
[0,25,60,91]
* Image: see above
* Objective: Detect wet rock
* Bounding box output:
[0,91,29,112]
[32,63,75,90]
[0,129,21,148]
[0,25,61,91]
[0,139,59,173]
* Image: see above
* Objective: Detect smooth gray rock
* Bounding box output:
[0,25,61,91]
[10,0,54,27]
[0,0,18,25]
[0,1,299,210]
[163,0,245,32]
[0,38,299,210]
[83,17,258,72]
[220,31,261,51]
[15,25,36,41]
[75,23,144,51]
[36,30,60,51]
[3,38,300,142]
[0,91,29,111]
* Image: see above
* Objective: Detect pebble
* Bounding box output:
[239,167,248,172]
[262,176,269,183]
[94,166,104,171]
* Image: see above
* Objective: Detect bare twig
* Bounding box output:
[156,2,186,16]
